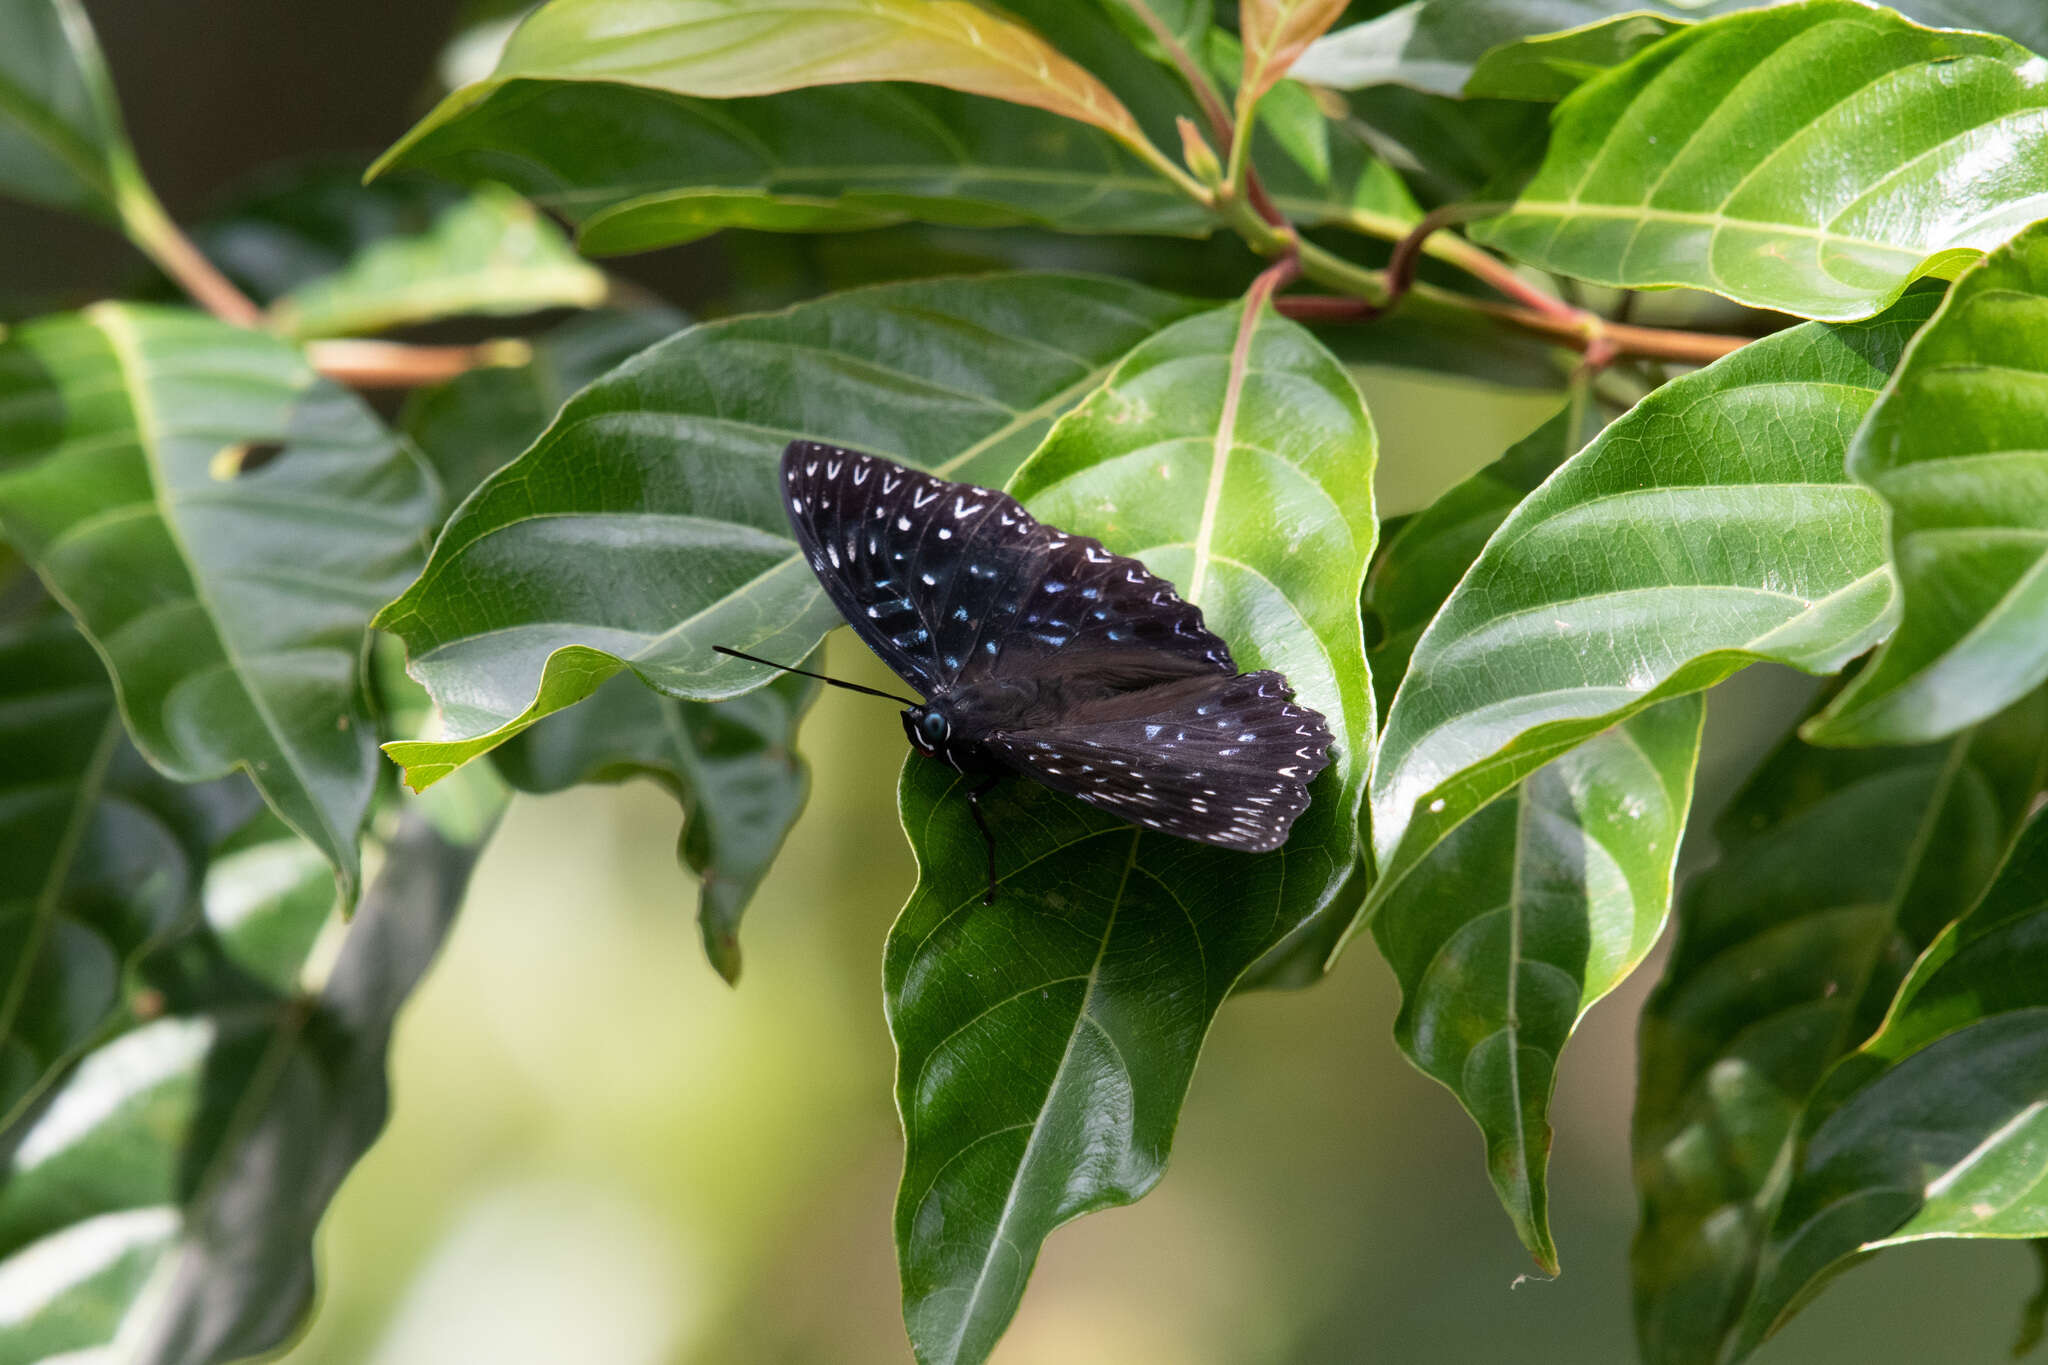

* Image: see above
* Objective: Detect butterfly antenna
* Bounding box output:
[712,645,922,707]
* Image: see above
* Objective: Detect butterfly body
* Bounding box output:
[772,441,1333,897]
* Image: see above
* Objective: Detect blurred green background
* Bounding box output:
[5,4,2037,1362]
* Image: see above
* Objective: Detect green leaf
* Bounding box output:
[1339,83,1551,207]
[375,76,1411,258]
[401,306,685,509]
[493,667,816,984]
[376,0,1164,182]
[1292,0,1720,98]
[182,162,480,305]
[1362,393,1603,716]
[376,0,1413,254]
[0,612,262,1126]
[888,300,1376,1365]
[414,305,823,981]
[263,181,607,339]
[559,86,1207,253]
[1096,0,1214,57]
[1362,390,1699,1271]
[1293,0,2046,100]
[1470,3,2048,321]
[1462,10,1687,100]
[0,0,138,221]
[179,164,611,340]
[0,305,441,896]
[1807,222,2048,745]
[1378,695,1701,1272]
[0,800,496,1365]
[1632,691,2048,1365]
[1369,295,1937,924]
[1734,802,2048,1355]
[375,273,1205,788]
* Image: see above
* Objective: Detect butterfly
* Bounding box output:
[716,440,1333,904]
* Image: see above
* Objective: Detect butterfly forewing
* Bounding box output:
[782,440,1333,857]
[988,671,1333,851]
[782,441,1233,696]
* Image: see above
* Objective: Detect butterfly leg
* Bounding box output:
[966,775,1001,905]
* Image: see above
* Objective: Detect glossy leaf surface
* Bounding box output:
[888,300,1376,1365]
[401,306,685,511]
[1471,3,2048,320]
[0,803,494,1365]
[0,306,440,894]
[0,613,260,1128]
[1370,296,1935,920]
[1379,696,1700,1271]
[376,274,1204,787]
[1809,221,2048,744]
[0,0,136,220]
[1295,0,2048,99]
[378,0,1159,179]
[1735,803,2048,1353]
[376,78,1413,258]
[494,668,816,984]
[374,0,1415,254]
[1364,391,1698,1270]
[267,181,607,339]
[1461,10,1686,100]
[1293,0,1731,98]
[423,82,1207,252]
[1632,693,2048,1365]
[1362,394,1602,716]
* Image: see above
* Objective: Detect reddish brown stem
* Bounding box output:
[1274,292,1747,366]
[306,338,533,389]
[1123,0,1289,230]
[121,190,263,327]
[1377,204,1579,323]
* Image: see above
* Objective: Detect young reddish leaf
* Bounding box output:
[1238,0,1351,113]
[376,0,1163,180]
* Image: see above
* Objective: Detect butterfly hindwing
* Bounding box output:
[783,441,1233,695]
[986,671,1333,851]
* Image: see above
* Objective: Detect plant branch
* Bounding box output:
[1239,192,1749,366]
[1273,289,1748,366]
[1122,0,1288,231]
[117,185,262,328]
[305,338,534,389]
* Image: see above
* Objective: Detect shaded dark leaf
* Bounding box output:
[0,306,440,895]
[494,667,816,983]
[0,800,497,1364]
[1632,690,2048,1365]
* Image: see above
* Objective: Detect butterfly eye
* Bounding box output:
[921,711,950,744]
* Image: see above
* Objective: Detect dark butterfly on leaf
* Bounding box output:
[716,440,1333,903]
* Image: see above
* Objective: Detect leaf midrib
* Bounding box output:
[0,711,120,1068]
[938,829,1139,1364]
[92,307,348,860]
